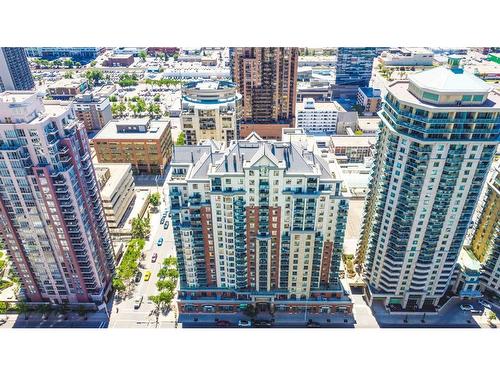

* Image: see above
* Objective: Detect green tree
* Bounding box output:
[131,217,150,239]
[149,192,161,208]
[153,94,161,102]
[158,52,165,61]
[352,104,365,115]
[75,62,82,68]
[176,132,186,145]
[487,310,497,321]
[128,102,139,116]
[63,71,74,79]
[109,95,117,102]
[0,301,9,319]
[173,53,179,61]
[163,256,177,268]
[135,98,147,115]
[139,50,147,61]
[63,58,74,68]
[149,290,174,312]
[90,61,97,67]
[112,277,126,292]
[85,69,103,86]
[156,279,176,292]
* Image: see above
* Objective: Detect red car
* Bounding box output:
[216,320,231,328]
[151,253,158,263]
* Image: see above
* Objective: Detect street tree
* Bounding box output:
[176,132,186,145]
[149,192,161,208]
[139,50,147,61]
[156,279,176,292]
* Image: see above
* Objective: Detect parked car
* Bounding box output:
[460,304,474,311]
[216,320,232,328]
[134,296,143,309]
[164,222,170,229]
[157,237,164,246]
[238,320,252,328]
[160,217,166,225]
[151,253,158,263]
[134,271,142,283]
[144,271,152,281]
[306,320,321,328]
[478,299,492,309]
[253,319,272,328]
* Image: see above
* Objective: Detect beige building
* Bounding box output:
[73,85,115,131]
[47,78,89,100]
[95,163,135,229]
[181,80,241,146]
[93,118,173,175]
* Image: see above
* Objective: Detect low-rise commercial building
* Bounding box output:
[26,47,105,60]
[379,47,434,66]
[103,54,134,67]
[93,118,173,175]
[95,163,135,229]
[73,86,114,131]
[47,78,88,100]
[181,80,241,146]
[357,87,382,115]
[328,135,376,164]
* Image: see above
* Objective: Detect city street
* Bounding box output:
[109,179,178,328]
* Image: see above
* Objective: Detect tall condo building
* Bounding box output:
[0,92,114,304]
[167,133,352,315]
[335,47,377,87]
[180,80,242,146]
[231,47,298,140]
[471,165,499,299]
[356,57,500,310]
[0,48,35,92]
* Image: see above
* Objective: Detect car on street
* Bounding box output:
[134,271,142,283]
[157,237,164,246]
[253,319,272,328]
[134,296,143,309]
[151,253,158,263]
[306,320,321,328]
[164,221,169,229]
[478,299,492,309]
[144,271,152,281]
[460,304,474,311]
[238,320,252,327]
[160,216,166,224]
[216,320,232,328]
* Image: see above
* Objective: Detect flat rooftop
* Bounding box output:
[297,100,345,111]
[94,163,132,198]
[359,87,381,98]
[0,91,36,103]
[49,78,87,89]
[329,135,376,147]
[388,80,500,109]
[93,118,170,140]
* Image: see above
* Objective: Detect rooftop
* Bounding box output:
[358,87,381,98]
[329,135,376,148]
[388,80,500,109]
[48,78,87,89]
[94,163,133,198]
[0,91,36,104]
[93,118,170,140]
[409,66,492,94]
[170,135,339,181]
